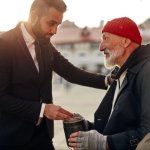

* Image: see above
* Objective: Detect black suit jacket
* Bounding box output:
[0,24,106,146]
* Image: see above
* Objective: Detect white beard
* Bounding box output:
[104,47,125,69]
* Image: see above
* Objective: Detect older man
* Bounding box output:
[69,17,150,150]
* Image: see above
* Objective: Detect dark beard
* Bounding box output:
[32,22,50,45]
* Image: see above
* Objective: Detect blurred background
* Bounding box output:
[0,0,150,149]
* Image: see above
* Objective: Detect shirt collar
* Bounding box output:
[20,22,35,46]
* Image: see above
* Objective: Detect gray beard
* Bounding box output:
[104,48,125,69]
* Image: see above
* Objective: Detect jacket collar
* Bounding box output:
[115,44,150,79]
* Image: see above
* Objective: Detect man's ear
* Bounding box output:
[122,38,131,48]
[30,10,38,25]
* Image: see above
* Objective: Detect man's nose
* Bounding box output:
[99,42,105,51]
[51,26,58,35]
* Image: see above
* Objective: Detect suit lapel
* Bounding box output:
[14,24,39,75]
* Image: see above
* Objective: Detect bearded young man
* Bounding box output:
[68,17,150,150]
[0,0,108,149]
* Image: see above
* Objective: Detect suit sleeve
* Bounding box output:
[107,61,150,150]
[0,39,41,124]
[51,44,107,89]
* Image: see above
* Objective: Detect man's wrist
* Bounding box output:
[40,103,46,118]
[36,103,46,126]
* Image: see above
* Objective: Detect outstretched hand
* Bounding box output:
[44,104,73,120]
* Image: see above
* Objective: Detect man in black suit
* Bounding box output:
[0,0,107,149]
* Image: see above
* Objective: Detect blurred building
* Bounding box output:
[139,18,150,45]
[51,20,108,74]
[51,19,150,74]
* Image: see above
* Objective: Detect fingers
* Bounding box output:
[70,131,80,138]
[44,104,73,120]
[68,131,89,149]
[68,133,85,149]
[69,142,83,149]
[54,112,69,120]
[68,141,77,148]
[60,107,73,118]
[73,113,84,119]
[68,137,77,147]
[68,132,80,148]
[70,131,86,138]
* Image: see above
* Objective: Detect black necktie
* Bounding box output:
[34,41,42,72]
[34,41,44,84]
[34,42,44,122]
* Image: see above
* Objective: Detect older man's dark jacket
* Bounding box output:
[93,44,150,150]
[0,24,106,146]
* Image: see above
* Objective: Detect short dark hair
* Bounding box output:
[30,0,67,16]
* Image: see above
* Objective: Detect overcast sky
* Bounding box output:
[0,0,149,31]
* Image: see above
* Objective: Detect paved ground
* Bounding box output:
[52,83,106,150]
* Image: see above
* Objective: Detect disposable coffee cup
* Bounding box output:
[63,117,86,146]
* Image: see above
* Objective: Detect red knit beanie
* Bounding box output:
[102,17,142,45]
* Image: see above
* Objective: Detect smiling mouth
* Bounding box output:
[104,53,110,59]
[104,49,110,57]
